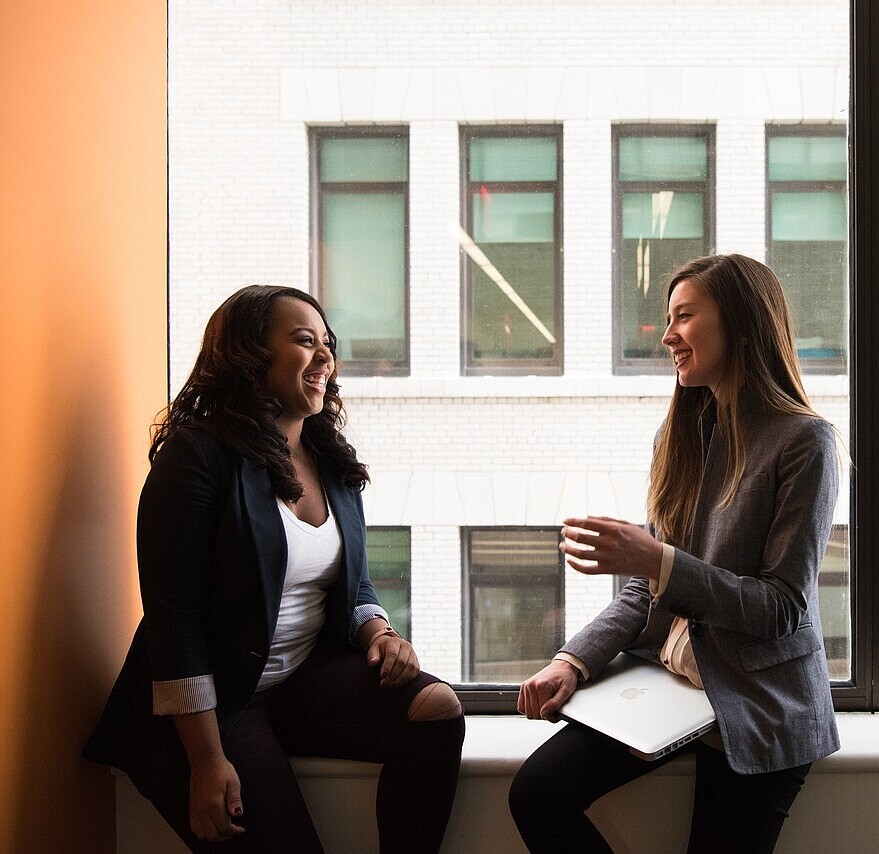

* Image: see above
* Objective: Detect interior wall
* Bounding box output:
[0,1,167,850]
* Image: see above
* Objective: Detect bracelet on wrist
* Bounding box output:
[367,624,399,648]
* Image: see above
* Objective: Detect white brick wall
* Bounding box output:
[168,0,850,684]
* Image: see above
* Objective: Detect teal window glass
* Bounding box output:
[767,128,847,367]
[469,137,558,182]
[767,136,847,182]
[315,132,408,374]
[366,528,411,639]
[616,129,712,363]
[619,137,708,182]
[320,137,408,183]
[465,529,563,683]
[463,130,561,373]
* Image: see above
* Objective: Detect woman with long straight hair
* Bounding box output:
[510,254,840,853]
[85,285,464,852]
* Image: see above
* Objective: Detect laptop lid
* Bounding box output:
[559,652,716,761]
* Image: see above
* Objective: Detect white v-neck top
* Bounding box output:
[256,496,343,690]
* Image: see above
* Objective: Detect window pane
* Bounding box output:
[366,528,411,639]
[320,137,407,183]
[771,192,847,241]
[469,137,557,182]
[622,192,704,239]
[467,530,563,682]
[619,137,708,182]
[768,136,847,182]
[321,192,405,362]
[621,236,705,358]
[770,239,846,361]
[473,191,554,243]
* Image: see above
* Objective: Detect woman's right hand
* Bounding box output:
[188,755,246,842]
[517,659,580,722]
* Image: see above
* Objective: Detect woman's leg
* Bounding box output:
[273,646,465,854]
[509,723,684,854]
[687,742,811,854]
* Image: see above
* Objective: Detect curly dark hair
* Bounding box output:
[149,285,369,501]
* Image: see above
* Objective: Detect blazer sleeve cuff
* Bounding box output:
[152,675,217,716]
[554,652,590,682]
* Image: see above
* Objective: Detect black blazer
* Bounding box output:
[83,426,383,781]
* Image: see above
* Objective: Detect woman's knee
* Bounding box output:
[407,682,463,722]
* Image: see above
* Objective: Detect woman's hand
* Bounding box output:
[518,660,580,721]
[560,516,663,581]
[187,755,245,842]
[366,631,421,687]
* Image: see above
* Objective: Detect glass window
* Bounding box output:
[614,126,714,370]
[461,128,562,375]
[766,126,847,371]
[463,528,564,682]
[312,129,409,375]
[366,528,411,639]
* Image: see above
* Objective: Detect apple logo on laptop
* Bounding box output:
[620,687,647,700]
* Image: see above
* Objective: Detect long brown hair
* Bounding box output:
[646,254,818,547]
[150,285,369,501]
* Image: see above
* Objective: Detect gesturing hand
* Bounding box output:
[560,516,663,581]
[518,659,580,722]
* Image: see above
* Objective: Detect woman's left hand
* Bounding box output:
[561,516,663,581]
[366,633,421,687]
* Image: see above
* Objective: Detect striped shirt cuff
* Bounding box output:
[351,603,391,641]
[152,674,217,716]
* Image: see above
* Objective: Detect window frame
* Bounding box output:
[461,526,565,687]
[765,122,848,375]
[842,0,877,712]
[612,123,716,375]
[309,125,411,377]
[459,124,564,377]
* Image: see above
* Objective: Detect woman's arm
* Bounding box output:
[137,429,231,699]
[658,419,838,637]
[173,710,244,842]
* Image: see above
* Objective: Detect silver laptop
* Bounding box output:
[559,652,716,761]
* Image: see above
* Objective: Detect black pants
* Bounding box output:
[509,723,810,854]
[144,646,465,853]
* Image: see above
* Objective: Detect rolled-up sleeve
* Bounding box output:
[152,674,217,716]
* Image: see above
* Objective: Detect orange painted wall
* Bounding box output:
[0,1,166,850]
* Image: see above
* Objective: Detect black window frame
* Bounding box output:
[461,526,565,686]
[459,125,564,377]
[765,122,848,375]
[309,125,410,377]
[612,123,716,375]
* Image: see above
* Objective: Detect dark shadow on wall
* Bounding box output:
[10,331,139,853]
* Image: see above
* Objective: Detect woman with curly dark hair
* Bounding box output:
[85,286,464,852]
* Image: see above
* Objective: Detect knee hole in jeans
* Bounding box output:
[407,682,463,722]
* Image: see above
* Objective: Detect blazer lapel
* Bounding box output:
[238,456,287,643]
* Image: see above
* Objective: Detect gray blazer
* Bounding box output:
[561,411,840,774]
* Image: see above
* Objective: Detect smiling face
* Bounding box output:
[662,278,729,397]
[263,296,335,432]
